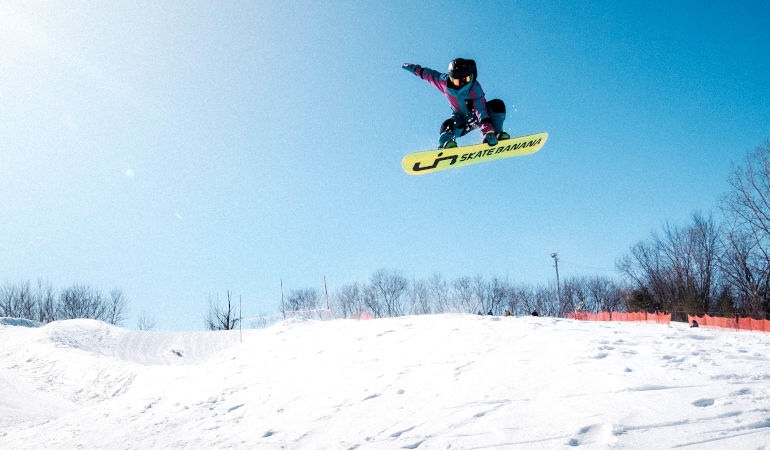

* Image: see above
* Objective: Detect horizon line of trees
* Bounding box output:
[277,269,625,321]
[0,279,127,325]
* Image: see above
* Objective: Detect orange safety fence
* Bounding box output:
[687,314,769,332]
[350,312,373,320]
[569,312,770,332]
[568,311,671,325]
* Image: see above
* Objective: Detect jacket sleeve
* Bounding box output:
[403,64,447,94]
[471,82,494,135]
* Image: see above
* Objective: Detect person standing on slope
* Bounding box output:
[402,58,510,149]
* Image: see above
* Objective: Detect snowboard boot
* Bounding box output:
[439,118,459,149]
[441,140,458,149]
[486,100,509,142]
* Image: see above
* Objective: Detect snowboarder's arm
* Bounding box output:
[402,63,447,93]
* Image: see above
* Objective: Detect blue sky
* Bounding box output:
[1,1,768,330]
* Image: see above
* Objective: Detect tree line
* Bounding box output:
[266,269,625,322]
[328,270,625,319]
[0,280,126,325]
[617,142,770,319]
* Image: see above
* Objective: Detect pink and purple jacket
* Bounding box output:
[405,64,494,135]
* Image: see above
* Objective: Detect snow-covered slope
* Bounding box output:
[1,315,769,449]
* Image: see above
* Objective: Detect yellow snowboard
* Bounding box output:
[402,132,548,175]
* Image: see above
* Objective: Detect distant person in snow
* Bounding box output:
[402,58,510,149]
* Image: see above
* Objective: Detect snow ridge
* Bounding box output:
[1,315,769,448]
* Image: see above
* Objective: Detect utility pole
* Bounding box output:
[551,253,562,309]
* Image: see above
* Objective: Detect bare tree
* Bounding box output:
[557,278,588,316]
[720,142,770,317]
[362,283,382,318]
[105,289,127,326]
[370,269,408,317]
[506,284,531,316]
[35,280,57,323]
[617,232,680,311]
[452,276,478,313]
[137,311,157,331]
[429,274,451,313]
[689,213,721,311]
[723,142,770,240]
[617,213,722,313]
[473,276,491,314]
[487,277,510,316]
[206,291,240,330]
[17,281,36,319]
[0,282,35,319]
[719,224,768,317]
[590,277,625,312]
[285,288,321,318]
[409,278,432,315]
[335,282,361,319]
[534,285,558,316]
[561,278,585,314]
[1,283,19,318]
[58,284,108,321]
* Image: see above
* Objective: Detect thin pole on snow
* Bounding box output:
[239,295,242,343]
[324,275,330,320]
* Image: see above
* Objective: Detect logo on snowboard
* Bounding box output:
[413,137,543,172]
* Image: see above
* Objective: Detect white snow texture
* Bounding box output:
[1,314,769,449]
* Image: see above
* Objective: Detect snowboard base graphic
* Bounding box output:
[402,132,548,175]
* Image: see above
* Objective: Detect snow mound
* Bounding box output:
[1,314,769,448]
[41,319,240,365]
[0,317,42,328]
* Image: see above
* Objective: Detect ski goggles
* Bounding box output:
[450,75,472,87]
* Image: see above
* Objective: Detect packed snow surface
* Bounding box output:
[1,314,769,449]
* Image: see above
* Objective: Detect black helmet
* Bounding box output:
[448,58,477,87]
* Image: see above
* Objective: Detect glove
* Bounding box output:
[402,63,417,74]
[484,131,498,146]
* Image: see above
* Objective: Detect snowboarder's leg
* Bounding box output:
[439,118,458,149]
[486,99,510,140]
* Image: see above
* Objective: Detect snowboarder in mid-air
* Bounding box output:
[402,58,510,149]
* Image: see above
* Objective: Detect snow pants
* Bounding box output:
[438,99,507,148]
